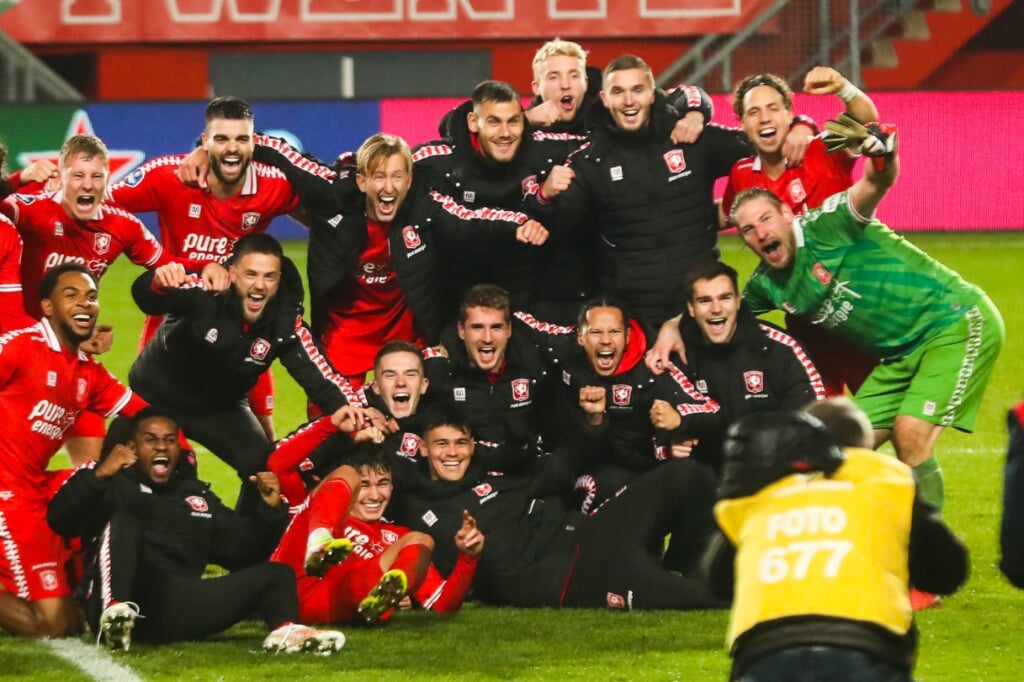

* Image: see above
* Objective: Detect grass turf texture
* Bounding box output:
[6,233,1024,680]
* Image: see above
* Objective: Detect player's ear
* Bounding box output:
[39,297,54,318]
[467,111,480,134]
[419,377,429,395]
[356,172,367,194]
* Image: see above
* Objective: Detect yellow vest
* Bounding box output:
[715,448,915,649]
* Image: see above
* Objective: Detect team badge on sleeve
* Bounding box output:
[40,569,59,592]
[743,371,764,394]
[511,378,530,402]
[402,225,421,249]
[663,150,687,174]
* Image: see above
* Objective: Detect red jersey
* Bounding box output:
[272,508,475,622]
[1,191,169,317]
[108,155,299,266]
[320,218,424,377]
[722,136,856,218]
[0,215,31,332]
[0,319,135,506]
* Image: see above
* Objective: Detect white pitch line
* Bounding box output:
[44,637,144,682]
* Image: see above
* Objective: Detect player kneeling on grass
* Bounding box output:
[703,407,968,681]
[271,442,483,624]
[47,408,345,654]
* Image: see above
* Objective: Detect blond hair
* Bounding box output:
[356,133,412,177]
[59,134,108,170]
[532,39,587,82]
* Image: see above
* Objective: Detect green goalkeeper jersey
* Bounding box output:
[743,191,984,359]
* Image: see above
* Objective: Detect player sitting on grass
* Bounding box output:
[47,408,345,654]
[271,441,483,623]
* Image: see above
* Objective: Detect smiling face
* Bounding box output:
[230,251,281,323]
[735,194,798,270]
[349,466,393,522]
[458,306,511,372]
[424,424,474,482]
[600,67,655,132]
[372,350,428,419]
[687,275,740,344]
[467,99,524,163]
[134,416,181,486]
[740,84,794,160]
[357,153,412,223]
[60,152,108,222]
[41,270,99,349]
[578,306,629,376]
[203,117,254,192]
[533,53,588,123]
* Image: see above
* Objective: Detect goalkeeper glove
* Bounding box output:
[824,113,897,170]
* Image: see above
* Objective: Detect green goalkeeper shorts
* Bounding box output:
[854,294,1004,432]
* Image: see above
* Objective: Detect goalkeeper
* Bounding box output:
[728,122,1003,521]
[717,67,882,398]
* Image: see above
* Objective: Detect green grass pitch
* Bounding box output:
[4,232,1024,680]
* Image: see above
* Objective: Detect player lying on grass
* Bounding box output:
[47,408,346,654]
[271,441,483,623]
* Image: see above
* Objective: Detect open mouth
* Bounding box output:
[377,195,397,215]
[246,293,265,314]
[560,95,575,111]
[71,312,93,329]
[151,455,171,476]
[221,154,243,173]
[392,391,410,406]
[477,346,496,363]
[706,317,727,333]
[595,349,617,371]
[76,195,97,211]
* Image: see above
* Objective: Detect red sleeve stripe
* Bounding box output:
[293,317,366,407]
[412,144,454,162]
[757,323,828,399]
[255,134,336,181]
[428,190,528,225]
[513,310,575,335]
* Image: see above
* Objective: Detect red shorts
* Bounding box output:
[0,500,73,600]
[248,370,274,417]
[296,560,385,624]
[785,314,877,397]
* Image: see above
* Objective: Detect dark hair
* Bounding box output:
[603,54,653,88]
[472,80,521,110]
[232,232,283,262]
[732,73,793,120]
[205,96,254,125]
[39,263,93,300]
[99,407,180,461]
[420,403,473,440]
[683,261,740,302]
[344,440,393,476]
[458,283,510,324]
[804,397,874,449]
[374,340,424,373]
[576,296,628,330]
